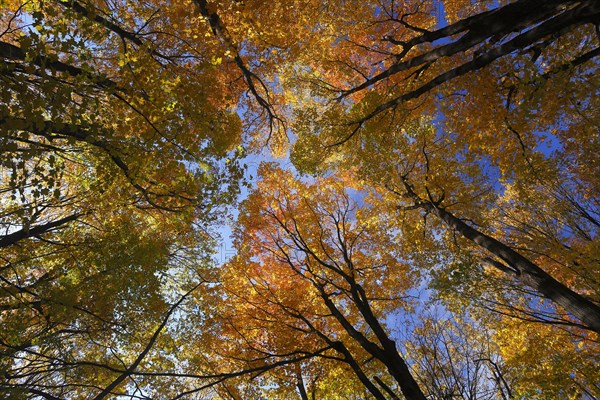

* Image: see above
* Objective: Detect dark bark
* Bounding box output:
[0,213,82,249]
[345,277,427,400]
[280,211,427,400]
[328,341,388,400]
[355,0,600,123]
[296,370,309,400]
[433,203,600,333]
[92,283,202,400]
[54,0,171,62]
[345,0,570,96]
[56,0,145,47]
[27,389,63,400]
[193,0,281,136]
[271,282,389,400]
[374,376,401,400]
[0,41,118,89]
[399,179,600,333]
[321,286,425,400]
[331,0,600,144]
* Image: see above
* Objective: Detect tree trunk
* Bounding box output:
[422,201,600,333]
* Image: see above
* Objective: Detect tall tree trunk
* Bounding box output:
[405,191,600,333]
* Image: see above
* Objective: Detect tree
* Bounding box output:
[406,312,516,400]
[294,108,600,332]
[1,0,243,396]
[290,0,600,333]
[210,164,426,399]
[288,0,600,143]
[2,0,599,398]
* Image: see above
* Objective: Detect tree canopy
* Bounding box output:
[1,0,598,398]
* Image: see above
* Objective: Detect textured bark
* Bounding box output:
[339,0,600,131]
[315,283,427,400]
[345,0,569,96]
[428,203,600,333]
[399,179,600,333]
[374,376,401,400]
[328,340,388,400]
[274,208,427,400]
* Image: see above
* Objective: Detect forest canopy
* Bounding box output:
[1,0,599,399]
